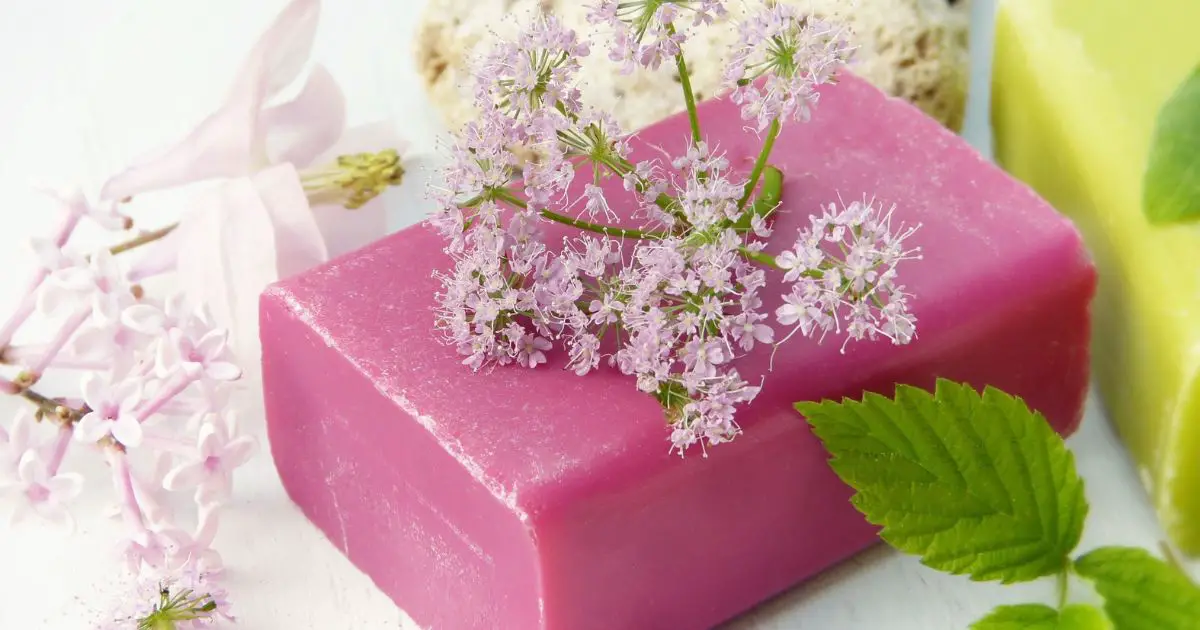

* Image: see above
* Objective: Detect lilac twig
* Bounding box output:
[108,223,177,256]
[16,387,89,425]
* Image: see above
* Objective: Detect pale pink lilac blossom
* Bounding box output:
[76,373,145,448]
[0,411,34,483]
[0,0,382,624]
[6,450,84,529]
[163,413,256,506]
[1,196,247,624]
[0,189,128,351]
[156,504,226,575]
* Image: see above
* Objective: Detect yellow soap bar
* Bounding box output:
[992,0,1200,553]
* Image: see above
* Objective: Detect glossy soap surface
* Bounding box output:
[992,0,1200,553]
[261,73,1095,629]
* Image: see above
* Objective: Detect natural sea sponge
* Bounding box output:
[414,0,972,133]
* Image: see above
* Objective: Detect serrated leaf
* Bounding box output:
[1143,63,1200,224]
[972,604,1111,630]
[795,379,1088,583]
[1075,546,1200,630]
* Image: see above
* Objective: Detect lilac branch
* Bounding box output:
[108,223,177,256]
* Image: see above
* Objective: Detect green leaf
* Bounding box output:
[971,604,1111,630]
[795,379,1088,583]
[1075,546,1200,630]
[1143,63,1200,224]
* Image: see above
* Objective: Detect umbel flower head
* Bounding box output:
[724,3,855,131]
[429,1,921,456]
[588,0,727,71]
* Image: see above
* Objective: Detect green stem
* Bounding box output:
[539,210,666,240]
[754,166,784,215]
[739,118,782,210]
[1160,540,1186,574]
[1057,569,1070,609]
[494,187,666,240]
[671,37,702,145]
[739,246,779,268]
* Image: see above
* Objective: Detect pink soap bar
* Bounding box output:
[261,74,1095,630]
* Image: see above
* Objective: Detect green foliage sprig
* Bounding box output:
[797,379,1200,629]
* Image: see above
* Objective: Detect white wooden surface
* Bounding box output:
[0,1,1191,628]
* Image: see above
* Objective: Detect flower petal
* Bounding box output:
[164,292,189,320]
[47,472,84,501]
[156,330,184,377]
[194,329,230,360]
[111,416,144,448]
[221,435,257,470]
[29,237,66,270]
[35,284,70,316]
[80,373,105,411]
[238,0,321,101]
[262,64,346,168]
[47,267,92,291]
[204,361,243,382]
[126,227,184,283]
[34,498,70,526]
[9,411,33,453]
[98,0,327,201]
[16,450,43,484]
[308,121,405,257]
[75,413,110,443]
[89,250,121,280]
[199,548,225,575]
[176,179,280,358]
[197,422,221,457]
[163,461,206,492]
[99,102,259,201]
[117,379,143,409]
[122,303,167,334]
[253,163,328,277]
[69,323,110,359]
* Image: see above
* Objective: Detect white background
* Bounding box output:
[0,0,1191,628]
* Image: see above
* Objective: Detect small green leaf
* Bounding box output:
[971,604,1110,630]
[1075,546,1200,630]
[795,379,1088,583]
[1143,63,1200,224]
